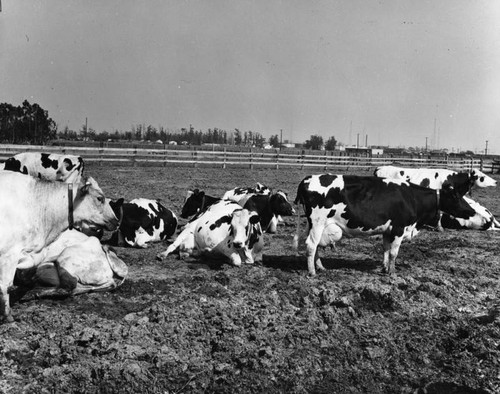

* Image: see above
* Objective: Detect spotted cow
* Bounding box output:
[294,174,476,276]
[441,196,500,231]
[223,183,271,206]
[1,152,84,183]
[157,200,263,264]
[0,172,120,322]
[374,165,496,195]
[110,198,178,248]
[180,189,220,219]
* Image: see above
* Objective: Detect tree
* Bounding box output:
[325,136,337,151]
[234,129,242,145]
[269,134,280,148]
[0,100,56,144]
[304,134,323,150]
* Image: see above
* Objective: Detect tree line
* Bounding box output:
[0,100,337,150]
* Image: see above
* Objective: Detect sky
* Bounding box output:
[1,0,500,153]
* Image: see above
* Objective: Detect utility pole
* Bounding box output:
[425,137,428,152]
[280,129,283,150]
[485,140,488,155]
[356,133,359,149]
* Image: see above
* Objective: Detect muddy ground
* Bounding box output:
[1,164,500,393]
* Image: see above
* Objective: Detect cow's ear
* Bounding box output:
[249,213,260,225]
[193,188,200,194]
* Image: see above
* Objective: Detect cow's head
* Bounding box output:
[230,209,261,250]
[73,177,121,231]
[270,191,295,216]
[181,189,204,218]
[438,184,476,219]
[471,169,497,188]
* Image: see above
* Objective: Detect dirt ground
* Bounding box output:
[1,164,500,393]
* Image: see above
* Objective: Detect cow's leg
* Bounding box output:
[241,248,254,265]
[228,252,242,266]
[0,254,21,323]
[382,234,403,274]
[305,225,324,276]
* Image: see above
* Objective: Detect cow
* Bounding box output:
[0,172,120,323]
[222,183,271,206]
[13,230,128,299]
[441,196,500,231]
[110,198,178,248]
[374,165,497,196]
[1,152,84,183]
[243,191,295,233]
[180,189,221,219]
[193,206,263,266]
[158,200,239,260]
[294,174,476,276]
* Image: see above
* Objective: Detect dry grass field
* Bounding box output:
[1,164,500,393]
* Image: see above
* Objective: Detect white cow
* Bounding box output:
[1,152,84,183]
[15,230,128,298]
[0,172,120,323]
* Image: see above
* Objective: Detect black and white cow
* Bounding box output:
[0,172,119,322]
[194,206,263,266]
[243,191,295,233]
[294,174,475,276]
[1,152,84,183]
[110,198,178,248]
[441,196,500,231]
[374,165,496,196]
[223,183,271,206]
[157,200,263,265]
[180,189,221,219]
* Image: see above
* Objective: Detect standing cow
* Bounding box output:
[1,152,84,183]
[0,172,120,323]
[294,174,475,276]
[110,198,178,248]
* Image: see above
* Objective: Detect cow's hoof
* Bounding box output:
[156,254,166,261]
[1,314,15,324]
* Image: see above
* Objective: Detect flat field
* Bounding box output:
[1,164,500,393]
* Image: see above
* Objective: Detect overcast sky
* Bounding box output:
[1,1,500,153]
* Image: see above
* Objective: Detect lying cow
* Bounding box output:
[180,189,220,219]
[441,196,500,231]
[0,172,119,323]
[294,174,475,276]
[157,200,263,264]
[374,165,496,195]
[243,191,295,233]
[14,230,128,298]
[194,206,263,266]
[110,198,178,248]
[1,152,84,183]
[222,183,271,206]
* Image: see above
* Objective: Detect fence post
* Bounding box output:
[132,145,137,167]
[223,147,227,169]
[480,158,483,172]
[275,149,280,170]
[194,147,198,168]
[324,150,328,171]
[301,150,305,170]
[163,144,167,167]
[250,148,254,170]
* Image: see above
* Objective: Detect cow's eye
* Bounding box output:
[97,196,105,203]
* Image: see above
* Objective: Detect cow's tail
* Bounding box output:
[292,189,303,252]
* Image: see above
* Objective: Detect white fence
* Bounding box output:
[0,144,496,173]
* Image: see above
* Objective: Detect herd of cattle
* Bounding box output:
[0,152,498,323]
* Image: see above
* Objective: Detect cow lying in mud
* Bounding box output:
[158,200,263,265]
[294,174,475,276]
[110,198,178,248]
[13,230,128,300]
